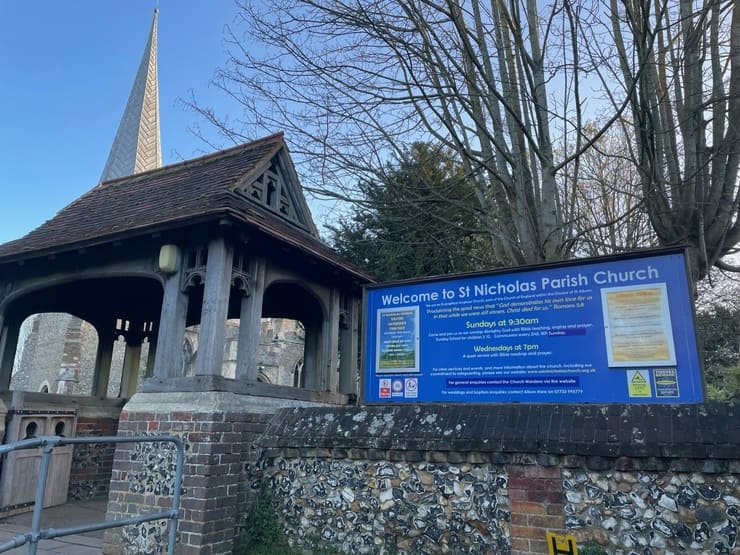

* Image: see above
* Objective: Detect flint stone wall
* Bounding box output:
[252,457,511,554]
[252,403,739,555]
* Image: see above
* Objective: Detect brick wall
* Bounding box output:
[508,464,565,554]
[102,408,271,555]
[69,416,119,500]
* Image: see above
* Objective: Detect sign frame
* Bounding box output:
[361,247,705,405]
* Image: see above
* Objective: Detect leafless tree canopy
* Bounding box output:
[566,124,656,257]
[192,0,739,283]
[609,0,740,282]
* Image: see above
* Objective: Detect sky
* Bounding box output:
[0,1,246,244]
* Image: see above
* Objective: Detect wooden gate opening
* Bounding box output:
[0,393,76,515]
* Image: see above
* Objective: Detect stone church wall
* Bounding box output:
[182,318,304,385]
[11,313,100,395]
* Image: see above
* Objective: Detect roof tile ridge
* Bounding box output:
[96,132,286,189]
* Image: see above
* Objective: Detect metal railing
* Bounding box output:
[0,434,184,555]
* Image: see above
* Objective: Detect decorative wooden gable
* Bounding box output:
[233,147,317,236]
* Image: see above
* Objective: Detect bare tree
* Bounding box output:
[192,0,738,282]
[609,0,739,282]
[193,0,634,266]
[568,123,656,257]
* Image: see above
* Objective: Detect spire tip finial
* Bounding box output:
[100,3,162,182]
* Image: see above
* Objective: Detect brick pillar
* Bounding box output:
[69,416,119,500]
[102,395,273,555]
[508,464,566,554]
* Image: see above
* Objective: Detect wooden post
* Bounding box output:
[195,238,233,376]
[92,326,115,398]
[0,314,21,391]
[323,289,341,392]
[153,267,188,379]
[339,296,360,395]
[236,257,265,380]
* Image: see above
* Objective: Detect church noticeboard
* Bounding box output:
[362,249,704,404]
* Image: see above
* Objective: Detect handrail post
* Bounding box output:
[28,440,56,555]
[167,437,184,555]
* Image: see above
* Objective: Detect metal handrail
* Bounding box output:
[0,434,184,555]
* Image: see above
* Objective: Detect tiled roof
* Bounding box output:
[0,134,372,282]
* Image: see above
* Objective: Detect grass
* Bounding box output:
[235,485,342,555]
[579,540,608,555]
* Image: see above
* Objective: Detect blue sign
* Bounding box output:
[362,249,704,404]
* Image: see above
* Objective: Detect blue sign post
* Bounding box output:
[362,249,704,404]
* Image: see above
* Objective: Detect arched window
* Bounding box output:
[261,282,324,390]
[292,359,304,388]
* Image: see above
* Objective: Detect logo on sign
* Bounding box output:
[391,379,404,397]
[404,378,418,398]
[379,379,391,398]
[654,368,679,397]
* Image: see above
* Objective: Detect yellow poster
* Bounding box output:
[601,284,676,367]
[627,369,652,397]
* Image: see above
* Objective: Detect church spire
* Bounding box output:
[100,9,161,182]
